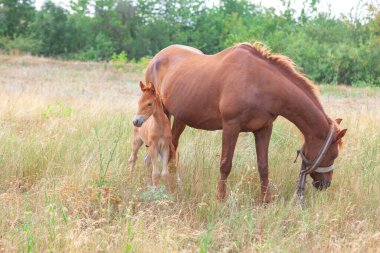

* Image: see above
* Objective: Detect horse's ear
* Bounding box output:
[335,118,343,124]
[335,129,347,142]
[139,81,145,91]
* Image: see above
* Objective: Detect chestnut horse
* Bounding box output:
[144,43,347,202]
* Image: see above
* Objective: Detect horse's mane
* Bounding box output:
[234,42,326,114]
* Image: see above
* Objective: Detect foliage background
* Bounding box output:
[0,0,379,86]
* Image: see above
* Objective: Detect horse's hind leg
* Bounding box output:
[253,124,273,203]
[129,129,143,169]
[217,122,240,201]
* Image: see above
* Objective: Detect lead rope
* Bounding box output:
[294,150,301,163]
[296,163,307,208]
[294,126,335,209]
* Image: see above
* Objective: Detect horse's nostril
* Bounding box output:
[313,180,331,190]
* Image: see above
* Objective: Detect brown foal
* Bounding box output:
[129,81,174,186]
[145,43,347,202]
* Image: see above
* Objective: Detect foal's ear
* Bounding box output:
[147,82,156,94]
[139,81,145,91]
[335,118,343,124]
[335,129,347,142]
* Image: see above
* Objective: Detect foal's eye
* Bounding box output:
[147,102,153,107]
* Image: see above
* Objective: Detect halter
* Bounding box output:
[294,125,335,205]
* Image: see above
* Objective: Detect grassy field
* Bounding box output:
[0,55,379,252]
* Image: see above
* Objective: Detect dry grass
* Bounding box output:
[0,54,379,252]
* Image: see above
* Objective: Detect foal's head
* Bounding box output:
[304,119,347,190]
[132,81,161,127]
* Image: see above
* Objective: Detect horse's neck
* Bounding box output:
[279,87,330,144]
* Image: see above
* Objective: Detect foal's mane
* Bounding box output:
[235,42,326,113]
[148,82,165,108]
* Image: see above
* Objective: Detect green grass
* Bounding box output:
[0,54,379,252]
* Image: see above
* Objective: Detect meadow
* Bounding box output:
[0,54,379,252]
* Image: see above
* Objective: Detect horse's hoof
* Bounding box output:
[261,192,273,204]
[216,192,227,202]
[217,182,227,201]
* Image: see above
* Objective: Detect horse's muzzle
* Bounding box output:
[132,115,145,127]
[312,180,331,190]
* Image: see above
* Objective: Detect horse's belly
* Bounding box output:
[165,103,223,130]
[180,115,222,130]
[165,85,223,130]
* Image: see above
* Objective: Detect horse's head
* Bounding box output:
[302,118,347,190]
[132,81,159,127]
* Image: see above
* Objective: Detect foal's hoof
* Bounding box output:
[128,157,136,168]
[152,176,160,186]
[162,173,177,193]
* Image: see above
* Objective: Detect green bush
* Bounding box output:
[136,56,152,68]
[111,51,128,69]
[0,36,41,55]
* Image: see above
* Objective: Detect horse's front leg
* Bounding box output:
[253,124,273,203]
[170,118,186,163]
[217,122,240,200]
[171,118,186,151]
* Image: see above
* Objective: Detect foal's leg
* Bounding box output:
[144,153,151,168]
[253,124,273,203]
[129,129,143,169]
[161,147,169,177]
[161,146,176,191]
[148,145,160,186]
[217,123,240,200]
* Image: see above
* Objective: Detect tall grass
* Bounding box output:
[0,55,379,252]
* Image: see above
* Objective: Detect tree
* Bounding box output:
[32,1,74,55]
[0,0,35,37]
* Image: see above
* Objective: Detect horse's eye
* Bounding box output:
[147,102,153,107]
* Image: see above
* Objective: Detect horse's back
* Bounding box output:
[145,45,205,84]
[145,44,279,130]
[156,44,204,57]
